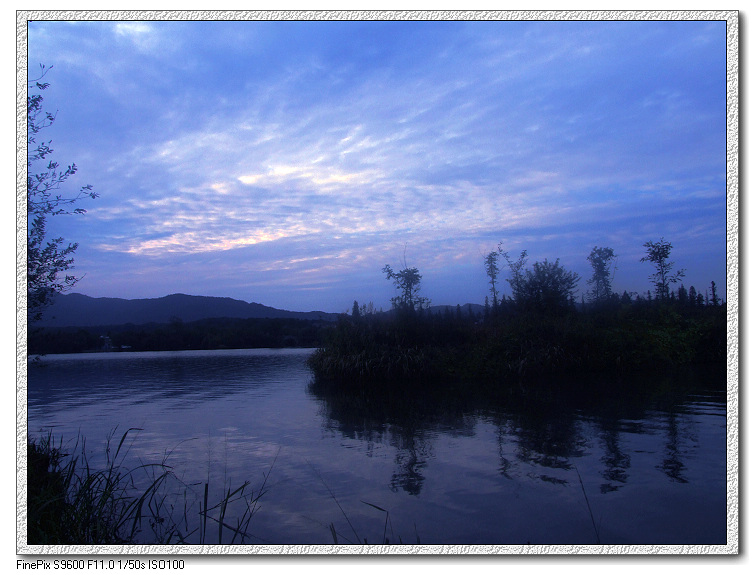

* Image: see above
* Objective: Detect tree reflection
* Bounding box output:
[658,411,690,483]
[509,402,587,473]
[308,379,476,495]
[598,426,631,493]
[308,367,721,497]
[388,432,432,495]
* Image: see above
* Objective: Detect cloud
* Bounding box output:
[27,19,728,311]
[114,22,154,43]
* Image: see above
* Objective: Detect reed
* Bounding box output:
[575,465,601,544]
[194,447,278,545]
[308,301,726,391]
[27,428,171,544]
[26,429,275,545]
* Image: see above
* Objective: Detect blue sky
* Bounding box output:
[26,17,729,313]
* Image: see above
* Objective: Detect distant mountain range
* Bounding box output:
[32,293,340,328]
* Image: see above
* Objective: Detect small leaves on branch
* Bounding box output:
[27,64,97,321]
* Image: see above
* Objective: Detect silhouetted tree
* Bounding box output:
[383,264,430,313]
[710,281,720,306]
[499,248,528,305]
[586,246,617,304]
[519,258,581,313]
[359,301,376,316]
[27,65,97,321]
[484,250,500,313]
[688,285,698,309]
[678,284,688,306]
[640,238,685,301]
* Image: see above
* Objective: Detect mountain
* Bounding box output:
[32,293,339,328]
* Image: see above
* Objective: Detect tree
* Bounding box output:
[27,217,78,321]
[586,246,617,304]
[27,65,97,321]
[710,281,720,306]
[640,238,685,301]
[483,250,500,313]
[518,258,581,313]
[359,301,376,316]
[677,284,688,306]
[383,264,430,313]
[499,247,528,305]
[688,285,698,308]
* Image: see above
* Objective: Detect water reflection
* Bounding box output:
[28,349,309,406]
[597,424,630,492]
[27,350,727,545]
[389,432,432,495]
[309,365,726,499]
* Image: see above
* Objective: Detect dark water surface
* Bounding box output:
[26,348,728,546]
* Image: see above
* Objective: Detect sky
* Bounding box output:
[25,16,730,313]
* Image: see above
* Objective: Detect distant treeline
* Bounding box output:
[309,239,727,389]
[309,293,726,389]
[28,316,331,355]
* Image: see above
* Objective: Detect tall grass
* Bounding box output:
[27,428,170,544]
[26,429,275,545]
[575,465,601,544]
[308,302,727,390]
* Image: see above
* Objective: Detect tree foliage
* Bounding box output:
[709,281,720,307]
[499,248,528,305]
[640,238,685,301]
[586,246,617,304]
[27,65,97,321]
[518,258,581,313]
[484,250,500,312]
[383,263,430,313]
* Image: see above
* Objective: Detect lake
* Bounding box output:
[26,348,729,548]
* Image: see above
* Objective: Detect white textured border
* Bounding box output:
[16,8,739,558]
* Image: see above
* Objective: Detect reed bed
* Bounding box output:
[308,303,726,390]
[26,429,275,545]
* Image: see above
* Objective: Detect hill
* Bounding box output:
[32,293,339,328]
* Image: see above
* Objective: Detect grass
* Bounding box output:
[326,500,420,545]
[26,429,276,545]
[307,302,727,390]
[27,428,170,544]
[575,465,601,544]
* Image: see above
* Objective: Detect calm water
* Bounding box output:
[26,348,728,546]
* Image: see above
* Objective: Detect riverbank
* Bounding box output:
[307,301,727,389]
[26,429,272,545]
[27,316,331,355]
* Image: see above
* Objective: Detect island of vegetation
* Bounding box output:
[307,240,727,393]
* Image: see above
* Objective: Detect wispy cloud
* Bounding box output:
[28,18,728,310]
